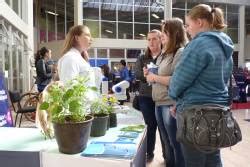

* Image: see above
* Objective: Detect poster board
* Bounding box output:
[0,72,13,127]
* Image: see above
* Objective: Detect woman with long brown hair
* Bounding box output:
[145,18,187,167]
[58,25,94,86]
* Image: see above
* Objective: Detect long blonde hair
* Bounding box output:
[61,25,90,55]
[187,4,226,31]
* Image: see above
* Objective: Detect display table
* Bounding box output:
[0,107,146,167]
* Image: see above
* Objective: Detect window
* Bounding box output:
[110,49,124,58]
[101,21,116,38]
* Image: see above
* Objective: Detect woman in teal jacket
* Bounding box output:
[169,4,234,167]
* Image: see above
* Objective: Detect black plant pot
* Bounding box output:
[53,115,93,154]
[107,114,110,130]
[90,114,109,137]
[109,112,117,128]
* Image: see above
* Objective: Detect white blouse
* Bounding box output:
[58,47,96,87]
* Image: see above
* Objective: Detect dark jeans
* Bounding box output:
[37,84,46,93]
[161,105,185,167]
[139,96,157,155]
[181,144,222,167]
[155,105,175,167]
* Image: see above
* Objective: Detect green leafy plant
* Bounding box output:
[40,77,97,124]
[90,99,109,116]
[102,95,118,114]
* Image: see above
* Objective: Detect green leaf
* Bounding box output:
[69,100,81,112]
[90,86,98,91]
[62,89,74,101]
[40,102,49,110]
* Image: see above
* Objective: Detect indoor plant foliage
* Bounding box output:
[39,77,97,154]
[102,95,118,114]
[90,98,110,137]
[102,95,118,128]
[40,77,97,124]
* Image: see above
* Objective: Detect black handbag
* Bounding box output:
[132,95,140,111]
[176,104,242,153]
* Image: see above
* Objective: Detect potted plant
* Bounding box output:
[39,77,97,154]
[90,98,110,137]
[102,95,118,128]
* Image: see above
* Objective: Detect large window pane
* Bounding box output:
[13,0,19,15]
[173,9,185,23]
[118,23,133,39]
[134,1,149,6]
[134,6,148,23]
[173,2,185,9]
[227,13,238,29]
[101,3,116,21]
[227,28,238,43]
[88,48,95,58]
[48,14,56,42]
[66,0,74,33]
[57,15,65,40]
[118,5,132,22]
[97,49,107,58]
[110,49,124,58]
[150,24,161,31]
[83,20,99,38]
[127,49,141,58]
[83,2,99,20]
[227,4,239,14]
[134,24,148,39]
[101,21,116,38]
[150,7,164,23]
[187,2,200,9]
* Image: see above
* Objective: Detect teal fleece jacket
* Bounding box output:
[168,31,234,112]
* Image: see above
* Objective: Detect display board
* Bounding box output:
[0,72,13,127]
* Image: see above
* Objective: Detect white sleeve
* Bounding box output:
[58,57,79,84]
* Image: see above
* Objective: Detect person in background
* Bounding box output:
[58,25,98,100]
[100,64,113,93]
[35,47,52,92]
[119,59,131,102]
[135,29,167,162]
[145,18,187,167]
[169,4,234,167]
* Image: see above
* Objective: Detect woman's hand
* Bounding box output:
[170,105,177,118]
[143,67,149,77]
[146,73,156,83]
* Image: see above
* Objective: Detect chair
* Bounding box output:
[8,91,38,127]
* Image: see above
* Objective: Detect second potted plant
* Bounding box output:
[90,99,109,137]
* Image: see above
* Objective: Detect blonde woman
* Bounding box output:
[58,25,95,86]
[169,4,234,167]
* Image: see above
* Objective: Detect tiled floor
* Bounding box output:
[17,108,250,167]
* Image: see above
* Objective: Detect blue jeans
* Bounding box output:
[161,105,185,167]
[155,105,175,167]
[181,144,222,167]
[139,96,157,155]
[37,84,46,93]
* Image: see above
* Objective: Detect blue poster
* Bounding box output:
[0,73,13,127]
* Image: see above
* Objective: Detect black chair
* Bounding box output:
[8,91,38,127]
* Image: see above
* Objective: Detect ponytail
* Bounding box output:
[211,7,226,30]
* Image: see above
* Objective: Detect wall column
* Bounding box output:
[238,5,245,67]
[74,0,83,26]
[164,0,172,19]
